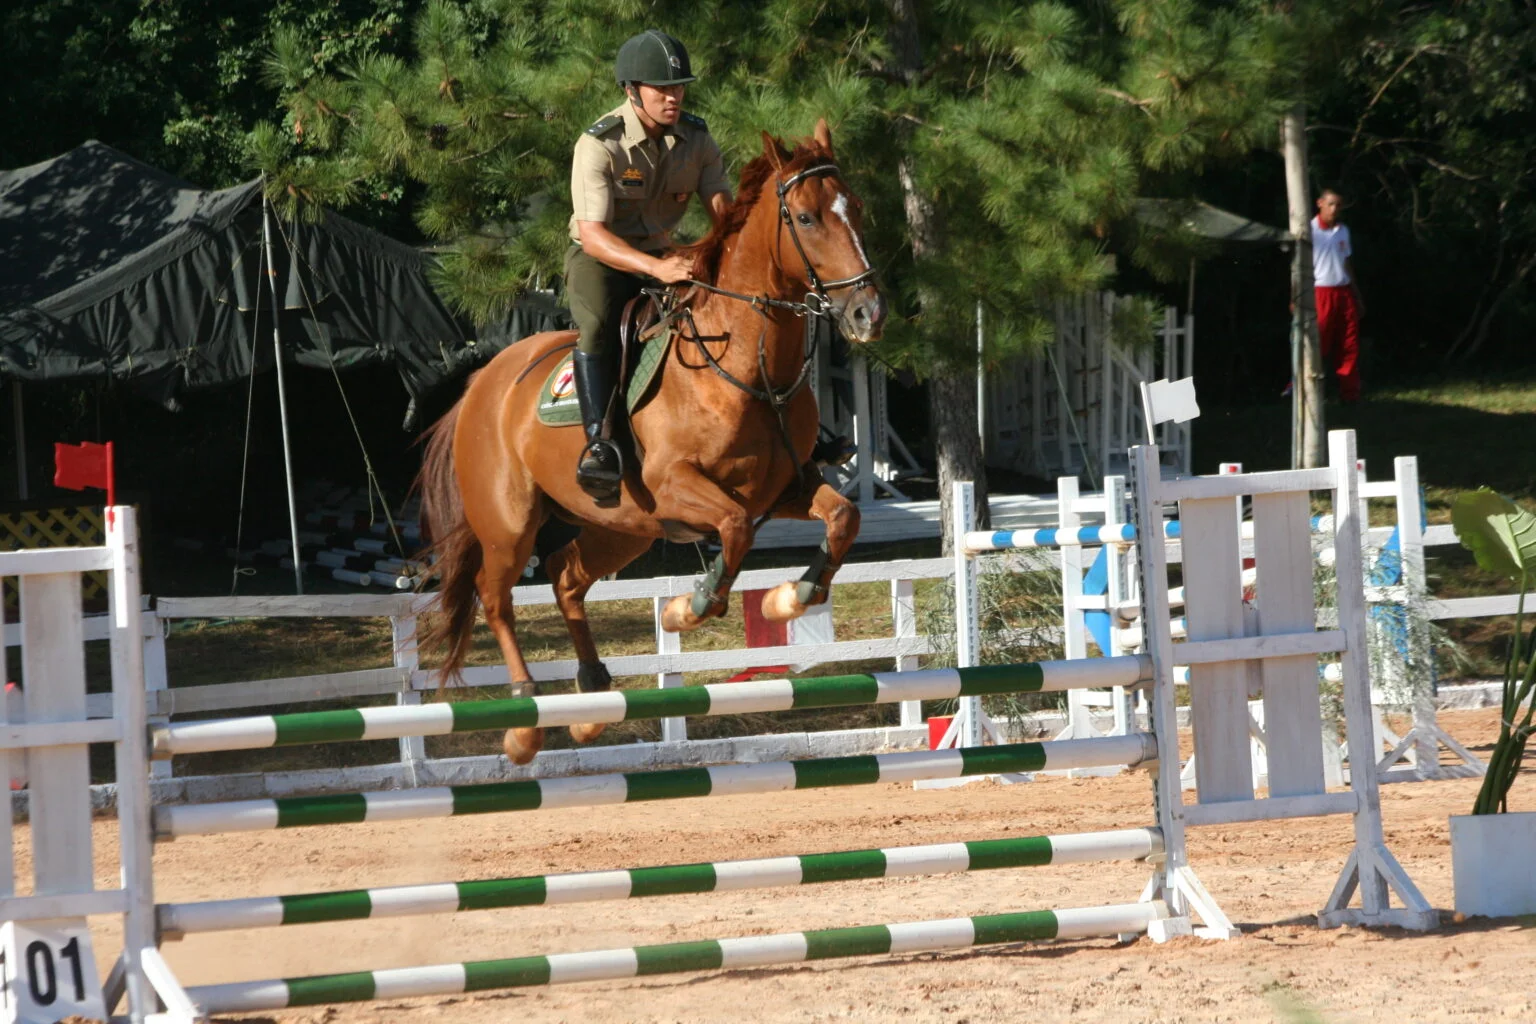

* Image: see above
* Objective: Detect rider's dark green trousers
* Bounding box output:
[565,245,648,357]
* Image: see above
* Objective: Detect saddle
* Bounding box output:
[536,289,681,429]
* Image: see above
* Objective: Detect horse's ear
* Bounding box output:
[813,118,834,157]
[761,131,789,171]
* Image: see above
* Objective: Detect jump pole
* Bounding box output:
[159,828,1163,936]
[186,903,1169,1015]
[155,733,1158,838]
[151,658,1151,757]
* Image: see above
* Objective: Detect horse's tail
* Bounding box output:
[414,399,481,683]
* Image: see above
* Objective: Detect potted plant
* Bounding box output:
[1449,488,1536,918]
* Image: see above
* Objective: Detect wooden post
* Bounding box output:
[655,596,686,743]
[892,579,921,727]
[143,612,173,782]
[392,615,425,772]
[952,482,982,748]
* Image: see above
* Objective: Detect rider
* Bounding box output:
[567,29,733,505]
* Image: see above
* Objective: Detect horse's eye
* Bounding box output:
[797,212,814,227]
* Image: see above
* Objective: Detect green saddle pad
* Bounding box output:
[537,327,672,426]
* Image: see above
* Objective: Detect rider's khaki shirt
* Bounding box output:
[569,101,730,253]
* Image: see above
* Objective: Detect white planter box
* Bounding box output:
[1451,811,1536,919]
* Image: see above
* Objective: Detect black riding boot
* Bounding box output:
[572,350,623,506]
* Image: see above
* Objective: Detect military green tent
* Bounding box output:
[0,141,564,414]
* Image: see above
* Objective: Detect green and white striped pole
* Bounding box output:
[149,658,1150,757]
[159,828,1162,936]
[185,902,1167,1014]
[155,734,1155,838]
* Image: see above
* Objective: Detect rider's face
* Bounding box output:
[632,83,684,126]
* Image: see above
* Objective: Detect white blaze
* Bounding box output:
[830,191,870,269]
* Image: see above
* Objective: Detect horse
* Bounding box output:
[416,119,886,765]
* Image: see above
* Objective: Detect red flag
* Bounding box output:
[53,441,115,506]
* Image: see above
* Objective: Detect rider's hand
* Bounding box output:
[651,253,696,285]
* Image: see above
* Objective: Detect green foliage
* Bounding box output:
[1452,489,1536,583]
[0,0,411,185]
[1316,2,1536,364]
[13,0,1536,383]
[1452,489,1536,814]
[919,552,1068,739]
[253,0,1308,353]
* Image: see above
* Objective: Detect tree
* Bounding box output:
[1315,1,1536,367]
[0,0,412,186]
[260,0,1300,549]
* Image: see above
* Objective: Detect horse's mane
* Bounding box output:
[683,137,832,283]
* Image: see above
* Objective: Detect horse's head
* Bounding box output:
[763,121,886,344]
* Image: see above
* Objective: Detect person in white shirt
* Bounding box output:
[1312,188,1364,401]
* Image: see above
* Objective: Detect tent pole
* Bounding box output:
[11,380,27,500]
[261,188,305,595]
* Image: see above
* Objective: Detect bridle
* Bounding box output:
[774,161,878,303]
[680,159,878,403]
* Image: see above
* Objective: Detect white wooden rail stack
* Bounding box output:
[1133,432,1435,930]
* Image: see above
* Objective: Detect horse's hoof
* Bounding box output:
[661,593,706,632]
[504,727,544,766]
[760,581,808,623]
[569,722,606,744]
[576,661,613,693]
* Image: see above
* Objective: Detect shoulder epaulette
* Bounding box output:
[585,114,624,137]
[679,111,707,131]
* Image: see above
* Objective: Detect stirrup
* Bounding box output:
[577,440,623,505]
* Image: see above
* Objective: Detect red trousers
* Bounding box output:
[1315,285,1361,401]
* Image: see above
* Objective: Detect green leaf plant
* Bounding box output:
[1452,489,1536,814]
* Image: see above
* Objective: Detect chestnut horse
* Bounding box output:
[416,120,886,764]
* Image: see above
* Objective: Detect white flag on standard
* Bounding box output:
[1138,376,1200,443]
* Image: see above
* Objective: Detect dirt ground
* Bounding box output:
[60,707,1536,1024]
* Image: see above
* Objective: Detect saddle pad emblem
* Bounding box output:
[539,354,581,418]
[537,329,673,427]
[550,362,575,399]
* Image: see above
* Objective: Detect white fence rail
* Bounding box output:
[4,456,1526,803]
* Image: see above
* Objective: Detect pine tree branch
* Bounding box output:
[897,112,942,132]
[1101,88,1154,113]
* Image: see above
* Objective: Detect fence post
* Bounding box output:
[392,614,425,774]
[143,607,173,781]
[110,505,159,1020]
[892,578,921,727]
[1103,475,1134,734]
[1057,475,1093,740]
[953,482,982,748]
[656,594,686,743]
[1394,455,1438,774]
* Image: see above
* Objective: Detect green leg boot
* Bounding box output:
[572,350,623,506]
